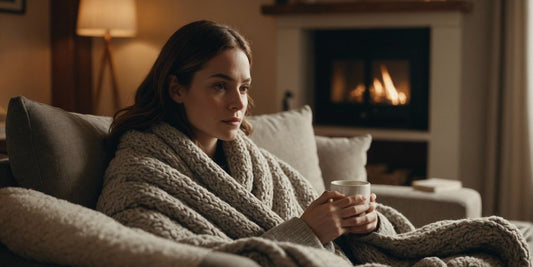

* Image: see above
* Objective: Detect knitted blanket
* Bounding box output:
[97,123,531,266]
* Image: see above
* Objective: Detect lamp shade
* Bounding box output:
[77,0,137,37]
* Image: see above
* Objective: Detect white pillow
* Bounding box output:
[247,106,325,193]
[315,135,372,190]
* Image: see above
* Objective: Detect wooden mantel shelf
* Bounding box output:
[261,1,472,15]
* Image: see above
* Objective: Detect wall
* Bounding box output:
[459,0,493,193]
[94,0,277,116]
[0,0,50,110]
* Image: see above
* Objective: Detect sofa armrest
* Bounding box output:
[0,187,261,267]
[372,184,482,227]
[0,242,56,267]
[199,251,260,267]
[0,159,16,188]
[0,187,213,266]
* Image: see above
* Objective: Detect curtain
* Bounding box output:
[484,0,533,221]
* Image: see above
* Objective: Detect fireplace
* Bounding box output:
[313,28,430,130]
[269,8,465,183]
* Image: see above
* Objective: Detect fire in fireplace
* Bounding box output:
[313,28,429,130]
[332,61,410,105]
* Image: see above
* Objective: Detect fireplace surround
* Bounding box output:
[265,3,467,182]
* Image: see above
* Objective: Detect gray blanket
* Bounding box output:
[97,123,531,266]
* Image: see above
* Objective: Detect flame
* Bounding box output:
[343,63,409,105]
[369,64,409,106]
[349,83,366,102]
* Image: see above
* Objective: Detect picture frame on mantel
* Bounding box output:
[0,0,26,14]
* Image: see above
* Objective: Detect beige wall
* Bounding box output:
[459,0,493,192]
[94,0,277,116]
[0,0,50,110]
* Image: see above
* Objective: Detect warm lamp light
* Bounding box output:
[76,0,137,112]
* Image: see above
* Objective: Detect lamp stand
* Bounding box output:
[95,31,120,111]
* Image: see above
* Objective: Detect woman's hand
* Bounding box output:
[300,191,378,244]
[343,193,378,235]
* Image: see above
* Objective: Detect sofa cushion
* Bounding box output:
[248,106,325,193]
[6,96,112,208]
[316,135,371,190]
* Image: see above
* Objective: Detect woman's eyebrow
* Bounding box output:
[209,73,251,83]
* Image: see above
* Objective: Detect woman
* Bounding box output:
[97,20,377,265]
[97,21,529,267]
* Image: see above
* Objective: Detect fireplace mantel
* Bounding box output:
[261,1,472,15]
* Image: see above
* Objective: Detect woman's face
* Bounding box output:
[170,48,250,150]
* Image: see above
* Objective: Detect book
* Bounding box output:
[412,178,462,193]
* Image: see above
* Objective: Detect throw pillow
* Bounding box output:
[247,106,325,193]
[6,96,112,208]
[315,135,371,190]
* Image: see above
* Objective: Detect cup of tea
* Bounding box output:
[330,180,371,203]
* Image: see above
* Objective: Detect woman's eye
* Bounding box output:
[240,85,249,93]
[214,82,226,90]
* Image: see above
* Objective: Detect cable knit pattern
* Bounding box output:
[347,205,531,266]
[97,123,531,266]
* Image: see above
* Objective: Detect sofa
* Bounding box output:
[0,96,487,266]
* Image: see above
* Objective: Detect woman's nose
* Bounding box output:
[228,89,246,110]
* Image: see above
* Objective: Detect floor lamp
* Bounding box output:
[76,0,137,112]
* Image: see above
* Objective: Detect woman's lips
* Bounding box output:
[222,117,241,126]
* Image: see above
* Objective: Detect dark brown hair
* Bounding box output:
[109,20,253,148]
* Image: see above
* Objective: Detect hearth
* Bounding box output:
[313,28,430,130]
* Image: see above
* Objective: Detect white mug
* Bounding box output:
[330,180,371,203]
